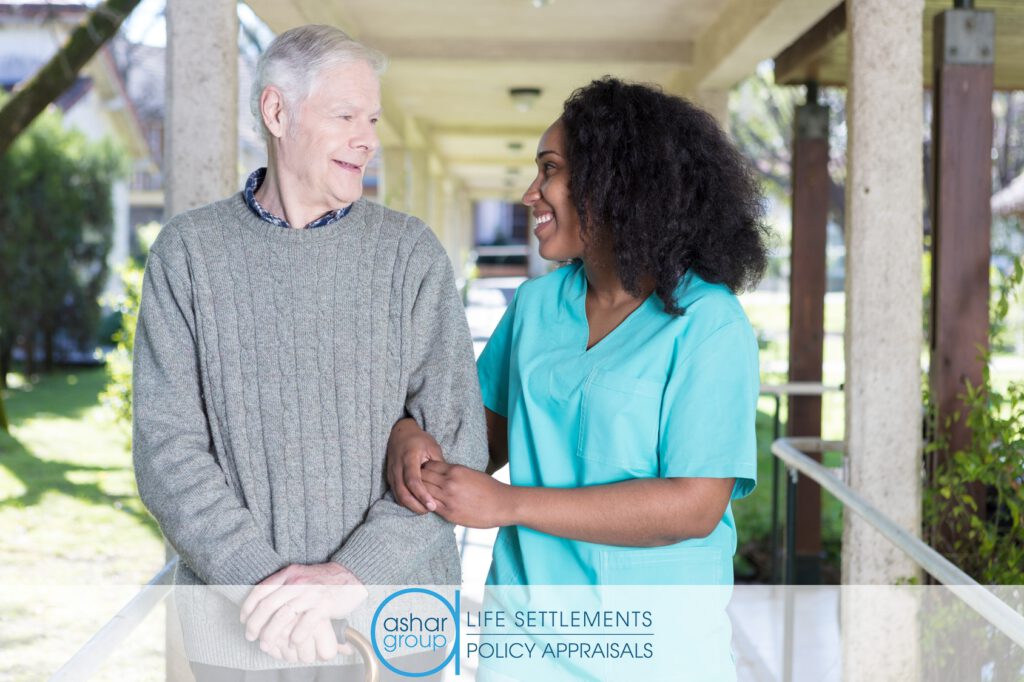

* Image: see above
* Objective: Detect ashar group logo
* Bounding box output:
[370,588,461,677]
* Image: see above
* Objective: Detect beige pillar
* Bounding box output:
[407,148,430,223]
[380,146,408,212]
[428,171,448,260]
[453,183,473,274]
[842,0,923,678]
[165,0,238,218]
[694,89,730,134]
[164,3,237,675]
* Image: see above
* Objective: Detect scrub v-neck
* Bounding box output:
[575,264,655,354]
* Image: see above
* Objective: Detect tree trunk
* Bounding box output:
[0,339,8,432]
[23,334,35,377]
[0,0,142,157]
[0,339,10,390]
[43,326,54,373]
[0,388,8,433]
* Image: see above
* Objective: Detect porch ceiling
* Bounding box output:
[244,0,840,200]
[776,0,1024,90]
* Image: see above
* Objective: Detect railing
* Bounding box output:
[49,555,380,682]
[51,557,178,681]
[760,381,844,583]
[772,436,1024,681]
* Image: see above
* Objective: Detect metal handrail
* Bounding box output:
[760,382,844,583]
[760,381,843,396]
[773,436,1024,650]
[49,555,380,682]
[50,556,178,681]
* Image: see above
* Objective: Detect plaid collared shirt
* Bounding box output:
[243,167,352,229]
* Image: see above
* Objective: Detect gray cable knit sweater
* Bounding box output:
[132,192,488,590]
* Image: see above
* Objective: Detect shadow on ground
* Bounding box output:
[0,429,160,537]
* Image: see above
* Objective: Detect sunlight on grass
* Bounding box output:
[0,367,166,680]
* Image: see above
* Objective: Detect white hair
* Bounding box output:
[250,25,387,142]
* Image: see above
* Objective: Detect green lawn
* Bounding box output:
[0,367,165,681]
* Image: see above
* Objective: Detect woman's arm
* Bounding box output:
[484,408,508,475]
[419,462,734,547]
[386,408,509,512]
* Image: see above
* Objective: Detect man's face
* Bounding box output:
[277,59,381,210]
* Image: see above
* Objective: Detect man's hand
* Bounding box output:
[240,562,367,662]
[386,417,446,513]
[420,461,516,529]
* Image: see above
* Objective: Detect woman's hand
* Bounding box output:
[420,461,517,528]
[386,417,445,513]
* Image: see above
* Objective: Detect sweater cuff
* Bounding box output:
[331,527,408,585]
[207,541,289,586]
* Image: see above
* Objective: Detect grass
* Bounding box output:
[0,367,166,681]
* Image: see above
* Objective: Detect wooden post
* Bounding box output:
[928,6,994,538]
[789,83,829,584]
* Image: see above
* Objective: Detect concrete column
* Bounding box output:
[407,148,430,223]
[695,89,730,134]
[380,146,408,212]
[164,3,237,679]
[165,0,238,218]
[842,0,923,678]
[428,172,448,261]
[454,182,473,278]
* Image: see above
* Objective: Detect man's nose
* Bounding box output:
[352,120,378,152]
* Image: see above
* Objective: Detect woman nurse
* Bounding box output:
[386,76,769,588]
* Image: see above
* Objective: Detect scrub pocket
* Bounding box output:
[577,369,662,472]
[597,545,726,585]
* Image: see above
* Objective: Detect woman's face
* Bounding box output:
[522,119,586,261]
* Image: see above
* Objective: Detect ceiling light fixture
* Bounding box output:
[509,87,542,112]
[531,0,553,7]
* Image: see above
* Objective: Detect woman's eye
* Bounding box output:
[543,163,557,174]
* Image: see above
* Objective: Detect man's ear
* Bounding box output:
[260,86,289,139]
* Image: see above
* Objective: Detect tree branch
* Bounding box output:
[0,0,142,157]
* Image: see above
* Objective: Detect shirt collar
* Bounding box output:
[243,167,352,229]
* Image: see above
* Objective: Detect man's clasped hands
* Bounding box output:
[238,562,368,664]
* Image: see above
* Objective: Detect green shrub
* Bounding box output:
[99,262,143,444]
[99,222,158,445]
[925,257,1024,584]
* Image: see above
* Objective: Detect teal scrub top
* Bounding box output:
[477,262,760,586]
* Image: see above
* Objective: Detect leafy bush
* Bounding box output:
[99,222,159,444]
[925,257,1024,584]
[0,97,126,375]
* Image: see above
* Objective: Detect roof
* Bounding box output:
[244,0,841,200]
[776,0,1024,91]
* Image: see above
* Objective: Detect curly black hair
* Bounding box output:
[560,76,770,315]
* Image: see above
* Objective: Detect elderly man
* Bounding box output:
[132,24,486,676]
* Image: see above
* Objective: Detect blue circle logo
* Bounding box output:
[370,588,460,677]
